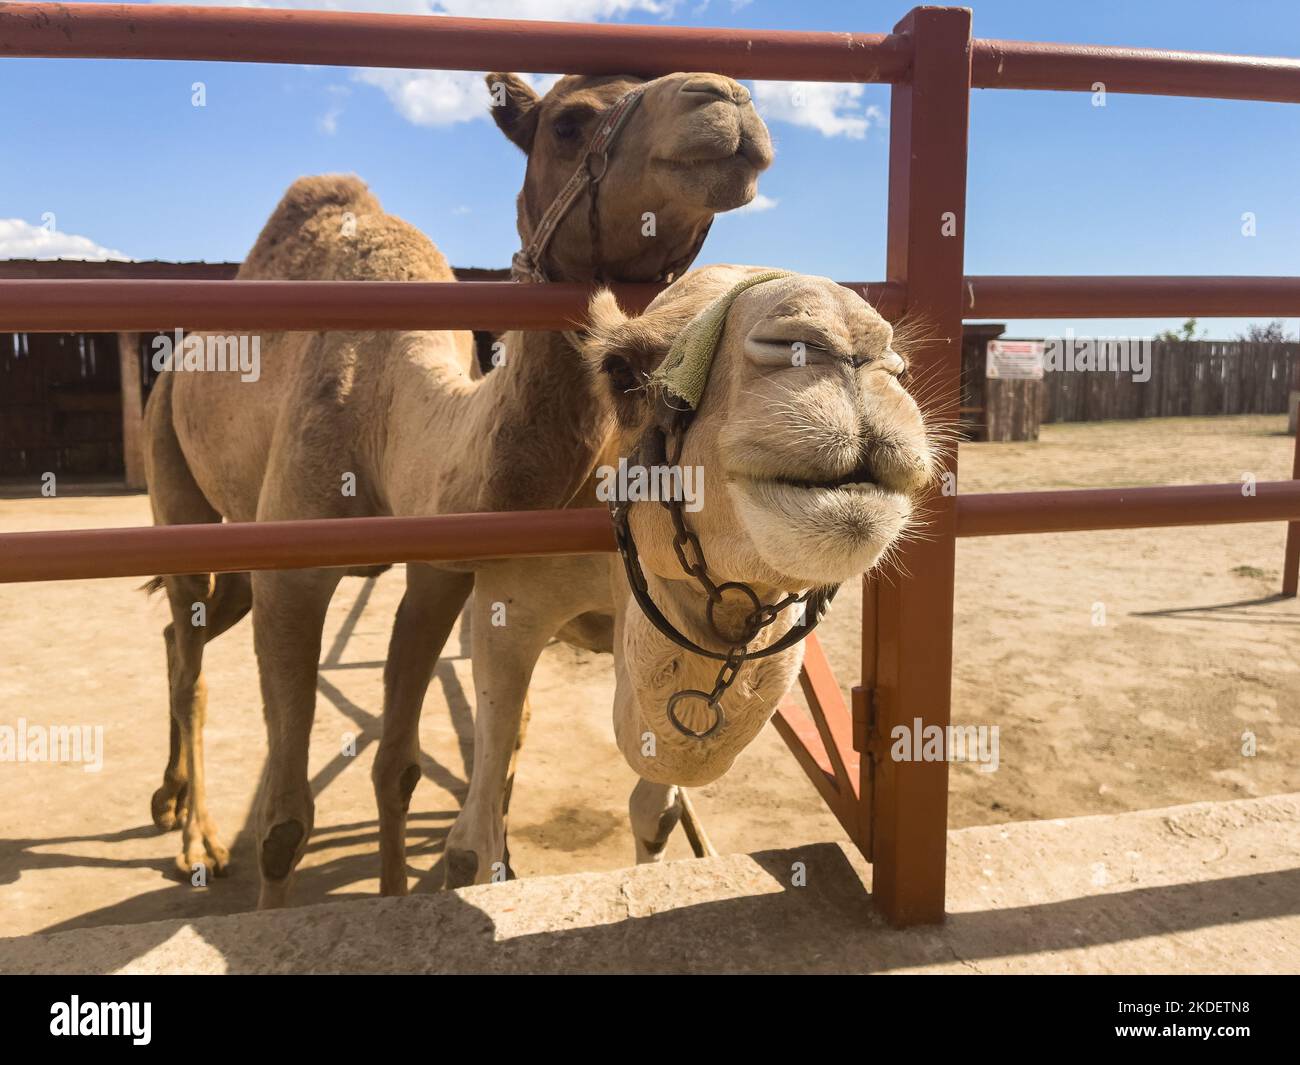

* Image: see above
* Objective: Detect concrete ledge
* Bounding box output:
[1,793,1296,974]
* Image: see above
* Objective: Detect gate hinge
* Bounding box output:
[850,685,876,754]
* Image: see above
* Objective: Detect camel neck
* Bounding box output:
[475,328,610,511]
[379,327,608,518]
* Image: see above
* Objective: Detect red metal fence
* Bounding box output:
[3,3,1299,927]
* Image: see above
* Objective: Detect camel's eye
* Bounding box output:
[746,337,826,367]
[551,107,594,142]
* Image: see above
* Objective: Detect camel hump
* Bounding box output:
[239,173,455,283]
[278,173,380,219]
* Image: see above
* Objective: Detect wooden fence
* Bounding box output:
[962,337,1300,440]
[5,328,1298,481]
[1042,340,1300,422]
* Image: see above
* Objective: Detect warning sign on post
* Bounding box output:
[986,340,1045,380]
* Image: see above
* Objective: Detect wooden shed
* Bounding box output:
[0,259,509,491]
[959,323,1044,442]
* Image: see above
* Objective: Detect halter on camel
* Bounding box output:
[510,84,713,295]
[608,272,839,741]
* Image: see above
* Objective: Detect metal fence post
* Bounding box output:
[865,4,972,927]
[1283,426,1300,595]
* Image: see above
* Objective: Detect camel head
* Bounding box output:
[487,72,773,282]
[583,265,942,784]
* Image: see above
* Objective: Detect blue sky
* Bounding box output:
[1,0,1297,338]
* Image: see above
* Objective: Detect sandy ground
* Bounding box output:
[0,414,1296,939]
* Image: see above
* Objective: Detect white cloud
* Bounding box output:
[751,81,887,139]
[169,1,891,142]
[433,0,670,18]
[353,68,563,127]
[318,106,342,134]
[725,192,777,215]
[317,84,350,134]
[174,0,671,129]
[346,0,662,128]
[175,0,670,24]
[0,219,132,261]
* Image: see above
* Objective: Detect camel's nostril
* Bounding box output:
[679,77,750,105]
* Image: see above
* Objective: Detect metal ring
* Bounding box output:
[666,690,725,740]
[705,581,764,639]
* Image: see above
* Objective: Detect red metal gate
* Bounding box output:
[2,3,1299,927]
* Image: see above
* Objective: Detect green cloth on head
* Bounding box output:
[650,269,792,410]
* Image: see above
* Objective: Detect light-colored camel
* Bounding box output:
[141,70,773,897]
[436,265,941,887]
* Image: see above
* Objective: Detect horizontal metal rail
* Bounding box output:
[7,5,1299,104]
[0,3,911,81]
[0,259,241,281]
[0,279,900,331]
[957,481,1300,537]
[971,39,1300,103]
[8,276,1300,332]
[0,279,663,333]
[6,482,1300,583]
[962,276,1300,319]
[0,509,616,584]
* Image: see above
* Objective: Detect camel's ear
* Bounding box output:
[486,73,541,154]
[581,291,675,428]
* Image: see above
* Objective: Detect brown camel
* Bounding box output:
[141,71,773,901]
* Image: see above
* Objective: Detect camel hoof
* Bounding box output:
[206,842,231,877]
[444,848,479,889]
[175,839,230,880]
[151,783,189,831]
[257,880,292,910]
[634,838,668,864]
[260,820,305,882]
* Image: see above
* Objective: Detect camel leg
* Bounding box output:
[252,566,341,909]
[155,572,252,878]
[443,593,536,836]
[443,605,550,889]
[143,371,254,844]
[151,574,252,831]
[629,778,683,864]
[373,563,473,896]
[153,705,188,831]
[502,695,533,820]
[498,694,533,880]
[443,558,603,888]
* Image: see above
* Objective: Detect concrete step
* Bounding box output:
[1,793,1296,974]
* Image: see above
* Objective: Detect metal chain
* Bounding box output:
[656,430,813,738]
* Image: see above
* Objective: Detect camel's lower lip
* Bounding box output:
[729,475,912,524]
[734,476,898,503]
